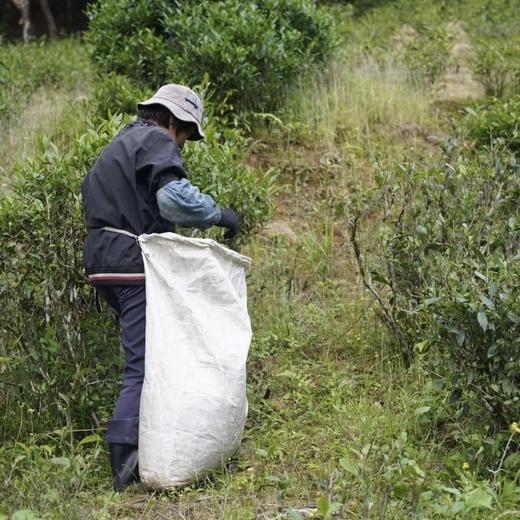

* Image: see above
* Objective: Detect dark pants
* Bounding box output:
[96,284,146,446]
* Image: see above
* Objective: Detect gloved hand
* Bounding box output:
[217,208,240,239]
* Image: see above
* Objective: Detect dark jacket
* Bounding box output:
[82,119,185,284]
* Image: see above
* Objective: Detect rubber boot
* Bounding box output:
[108,443,140,492]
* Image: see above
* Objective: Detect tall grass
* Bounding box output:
[0,39,92,186]
[288,55,438,147]
[0,85,91,184]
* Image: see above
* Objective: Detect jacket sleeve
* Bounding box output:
[135,128,187,196]
[156,178,222,229]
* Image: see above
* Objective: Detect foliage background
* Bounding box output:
[86,0,335,113]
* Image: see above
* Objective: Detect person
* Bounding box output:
[81,84,239,492]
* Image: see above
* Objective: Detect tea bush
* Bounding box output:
[0,117,124,439]
[86,0,335,113]
[472,40,520,99]
[351,108,520,426]
[400,23,451,87]
[333,0,452,87]
[465,96,520,151]
[335,0,520,92]
[182,119,276,240]
[465,0,520,98]
[92,73,152,120]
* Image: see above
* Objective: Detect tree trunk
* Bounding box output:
[38,0,57,37]
[11,0,32,41]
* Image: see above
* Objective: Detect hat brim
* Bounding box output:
[138,96,205,141]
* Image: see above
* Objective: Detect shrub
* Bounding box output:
[400,23,451,87]
[350,111,520,426]
[92,73,153,120]
[472,40,520,98]
[182,115,277,240]
[0,117,124,439]
[465,0,520,98]
[86,0,335,113]
[464,96,520,151]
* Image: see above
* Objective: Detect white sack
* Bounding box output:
[137,233,252,488]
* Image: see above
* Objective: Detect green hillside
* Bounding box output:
[1,1,519,518]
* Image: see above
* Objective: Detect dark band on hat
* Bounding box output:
[185,98,199,109]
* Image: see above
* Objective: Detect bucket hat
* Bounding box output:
[138,84,205,140]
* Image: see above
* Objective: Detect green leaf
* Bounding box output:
[464,487,493,511]
[393,482,408,498]
[50,457,70,467]
[477,310,488,332]
[414,406,431,416]
[439,485,461,496]
[451,500,465,514]
[12,511,42,520]
[278,478,292,490]
[474,271,488,282]
[265,475,280,484]
[487,343,499,358]
[414,340,428,353]
[78,434,102,447]
[255,448,268,458]
[406,459,425,478]
[318,496,330,519]
[479,295,495,310]
[339,457,360,476]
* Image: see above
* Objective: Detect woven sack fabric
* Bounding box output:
[138,233,252,488]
